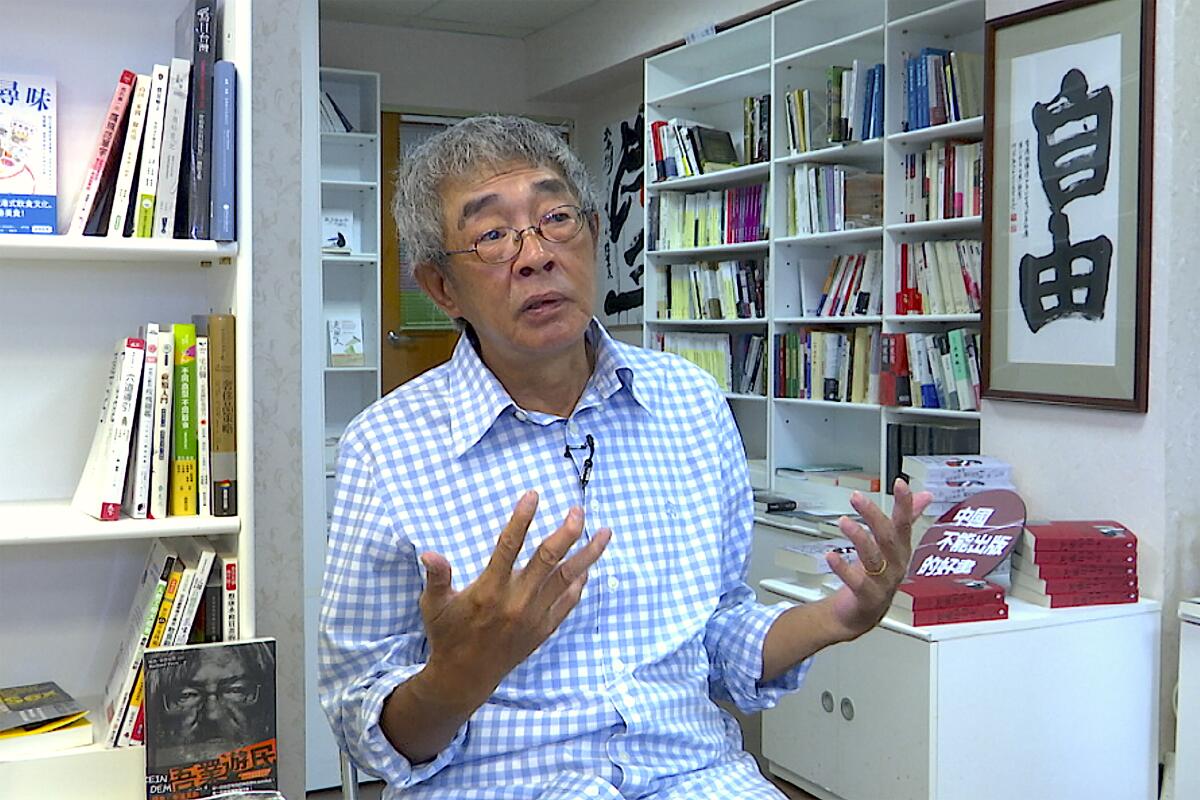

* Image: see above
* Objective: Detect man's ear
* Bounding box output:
[414,261,462,318]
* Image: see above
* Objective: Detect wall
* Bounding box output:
[981,0,1200,755]
[252,1,310,797]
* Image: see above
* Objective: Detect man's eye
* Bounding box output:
[545,212,571,223]
[478,229,506,243]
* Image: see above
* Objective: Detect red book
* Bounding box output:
[891,600,1008,627]
[1020,549,1138,567]
[1012,573,1138,596]
[1010,584,1139,609]
[893,575,1004,611]
[1011,553,1137,580]
[649,120,668,181]
[70,69,136,235]
[1019,520,1138,553]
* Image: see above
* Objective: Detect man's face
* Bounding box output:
[422,162,598,365]
[163,651,261,757]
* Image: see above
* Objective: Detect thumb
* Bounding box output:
[420,552,454,602]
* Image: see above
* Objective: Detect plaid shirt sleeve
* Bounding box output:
[702,393,810,713]
[317,435,469,789]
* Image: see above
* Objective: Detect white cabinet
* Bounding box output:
[0,2,255,798]
[760,569,1161,800]
[642,0,986,513]
[1174,599,1200,798]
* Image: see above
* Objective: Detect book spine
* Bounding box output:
[186,0,217,239]
[124,323,160,518]
[196,336,212,516]
[108,74,150,236]
[211,60,237,241]
[69,70,136,235]
[152,58,191,239]
[113,557,183,746]
[171,323,198,515]
[221,554,240,640]
[209,313,238,516]
[149,330,175,519]
[135,65,171,237]
[908,601,1007,626]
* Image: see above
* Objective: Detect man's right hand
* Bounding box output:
[414,490,611,712]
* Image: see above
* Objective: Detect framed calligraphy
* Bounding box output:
[982,0,1154,411]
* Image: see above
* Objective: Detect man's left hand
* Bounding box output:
[824,478,933,638]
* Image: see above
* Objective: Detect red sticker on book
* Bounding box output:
[906,489,1026,580]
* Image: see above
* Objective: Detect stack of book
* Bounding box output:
[99,537,240,749]
[772,538,858,600]
[1008,521,1139,609]
[902,454,1014,519]
[71,315,237,522]
[0,682,92,758]
[889,575,1008,626]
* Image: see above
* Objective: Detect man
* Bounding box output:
[319,115,930,800]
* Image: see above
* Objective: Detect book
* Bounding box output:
[1009,583,1139,609]
[71,337,146,521]
[1010,570,1138,596]
[107,73,150,237]
[152,58,191,239]
[889,600,1008,627]
[219,550,240,640]
[1010,552,1137,580]
[1018,520,1138,553]
[171,323,199,516]
[124,322,160,519]
[321,209,355,253]
[196,335,212,516]
[892,575,1004,611]
[907,488,1025,580]
[774,538,859,575]
[144,639,277,800]
[0,682,84,734]
[0,74,57,234]
[208,313,238,516]
[753,490,797,514]
[69,70,135,235]
[1014,548,1138,567]
[149,328,176,519]
[692,125,739,172]
[327,317,365,367]
[183,0,217,239]
[0,715,92,759]
[837,471,880,492]
[135,64,171,237]
[100,540,175,747]
[901,454,1012,483]
[211,60,237,242]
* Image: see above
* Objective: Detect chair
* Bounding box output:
[340,749,361,800]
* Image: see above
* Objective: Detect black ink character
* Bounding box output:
[1019,68,1115,333]
[604,111,645,318]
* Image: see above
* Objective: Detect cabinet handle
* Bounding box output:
[820,690,835,713]
[840,697,855,721]
[387,330,417,347]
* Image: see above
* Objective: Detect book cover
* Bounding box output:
[69,69,135,235]
[327,317,365,367]
[196,335,212,516]
[135,65,171,237]
[184,0,217,239]
[0,682,84,734]
[0,715,92,759]
[889,600,1008,627]
[219,552,240,641]
[144,639,277,800]
[149,328,175,519]
[124,322,160,519]
[901,454,1012,483]
[108,73,150,237]
[321,209,355,253]
[892,575,1004,611]
[171,323,198,516]
[211,60,236,242]
[907,488,1025,581]
[152,58,191,239]
[1019,520,1138,553]
[0,74,57,234]
[208,313,237,516]
[774,538,859,575]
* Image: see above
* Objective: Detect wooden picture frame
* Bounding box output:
[982,0,1154,411]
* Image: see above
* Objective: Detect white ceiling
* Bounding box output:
[319,0,600,39]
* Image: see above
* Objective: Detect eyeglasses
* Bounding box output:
[445,204,589,264]
[164,681,261,712]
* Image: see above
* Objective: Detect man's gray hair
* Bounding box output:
[392,115,601,271]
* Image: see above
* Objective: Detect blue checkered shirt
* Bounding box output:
[318,321,809,799]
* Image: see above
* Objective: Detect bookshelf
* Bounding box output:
[643,0,985,511]
[304,66,381,791]
[0,1,254,798]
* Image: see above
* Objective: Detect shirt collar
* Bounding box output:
[445,319,652,458]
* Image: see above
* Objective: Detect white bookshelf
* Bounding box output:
[304,66,381,791]
[643,0,985,513]
[0,1,255,797]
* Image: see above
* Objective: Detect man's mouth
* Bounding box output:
[522,293,566,312]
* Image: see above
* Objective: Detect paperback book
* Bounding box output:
[0,74,57,234]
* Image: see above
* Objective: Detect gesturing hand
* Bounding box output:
[825,479,933,638]
[417,490,611,705]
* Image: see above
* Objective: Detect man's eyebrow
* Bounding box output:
[457,178,575,229]
[532,177,570,197]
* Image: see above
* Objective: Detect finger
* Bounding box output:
[544,571,589,636]
[826,551,867,594]
[419,551,455,612]
[519,507,585,590]
[539,526,612,605]
[837,514,886,573]
[484,491,539,579]
[849,490,895,552]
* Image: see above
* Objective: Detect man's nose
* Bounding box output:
[512,227,552,275]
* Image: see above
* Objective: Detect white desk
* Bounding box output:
[1174,599,1200,798]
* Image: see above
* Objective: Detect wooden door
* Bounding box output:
[380,111,458,394]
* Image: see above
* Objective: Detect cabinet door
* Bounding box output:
[762,642,845,793]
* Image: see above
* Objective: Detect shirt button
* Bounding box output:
[613,657,626,673]
[514,410,528,422]
[567,421,578,436]
[608,576,619,590]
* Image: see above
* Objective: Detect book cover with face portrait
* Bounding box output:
[143,638,277,800]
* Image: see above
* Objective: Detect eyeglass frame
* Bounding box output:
[442,203,594,265]
[162,681,263,712]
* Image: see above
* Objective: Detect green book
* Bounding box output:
[171,323,198,516]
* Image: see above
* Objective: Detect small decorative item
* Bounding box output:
[982,0,1154,411]
[321,209,355,253]
[327,317,365,367]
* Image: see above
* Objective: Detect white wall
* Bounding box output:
[981,0,1200,754]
